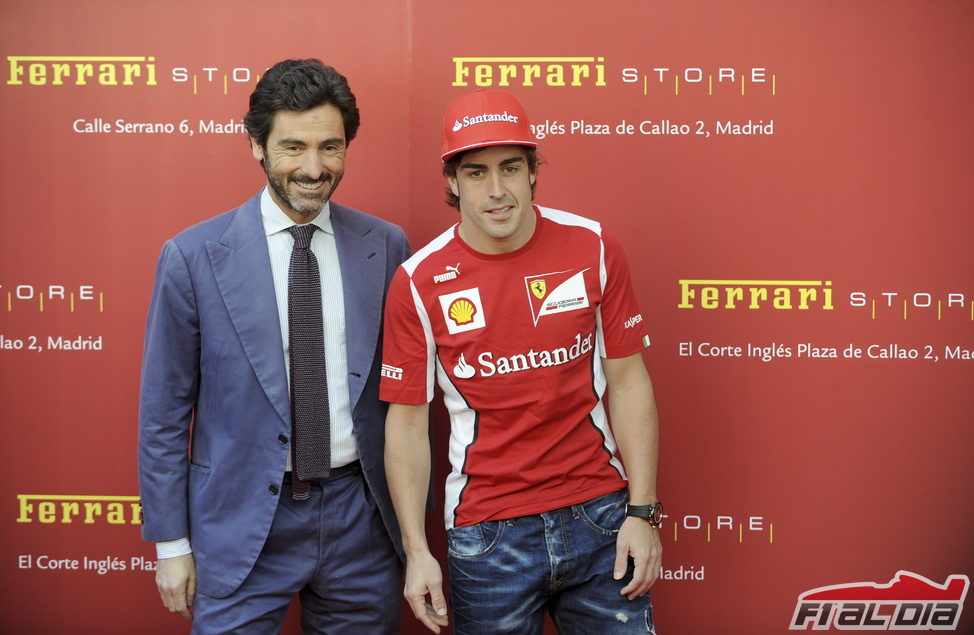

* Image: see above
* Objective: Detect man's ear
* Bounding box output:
[250,137,264,162]
[448,176,459,197]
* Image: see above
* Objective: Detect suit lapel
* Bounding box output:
[331,203,385,412]
[206,195,290,427]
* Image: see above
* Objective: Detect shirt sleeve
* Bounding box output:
[597,227,650,358]
[156,538,192,559]
[380,266,436,404]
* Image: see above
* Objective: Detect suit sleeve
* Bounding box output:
[137,239,200,542]
[396,226,412,268]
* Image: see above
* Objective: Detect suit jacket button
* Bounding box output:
[268,484,279,495]
[278,434,288,445]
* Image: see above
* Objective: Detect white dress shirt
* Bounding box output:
[260,187,358,470]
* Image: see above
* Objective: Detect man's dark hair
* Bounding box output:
[442,147,541,209]
[244,59,360,148]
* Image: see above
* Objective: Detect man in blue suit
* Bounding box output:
[138,59,409,633]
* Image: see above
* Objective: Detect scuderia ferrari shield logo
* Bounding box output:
[524,269,590,326]
[530,280,546,299]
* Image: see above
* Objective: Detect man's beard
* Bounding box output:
[265,164,341,217]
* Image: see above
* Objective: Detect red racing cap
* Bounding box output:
[441,89,537,161]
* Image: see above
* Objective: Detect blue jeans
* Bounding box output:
[447,488,656,634]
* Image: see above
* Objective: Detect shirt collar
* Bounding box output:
[259,186,334,236]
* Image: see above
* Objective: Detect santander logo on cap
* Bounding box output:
[441,89,537,161]
[451,111,520,133]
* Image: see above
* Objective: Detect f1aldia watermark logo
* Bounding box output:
[790,570,969,630]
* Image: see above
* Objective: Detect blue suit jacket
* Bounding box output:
[138,192,410,598]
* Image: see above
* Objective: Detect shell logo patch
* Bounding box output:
[448,298,477,325]
[438,287,486,334]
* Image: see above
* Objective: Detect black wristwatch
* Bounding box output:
[625,501,664,527]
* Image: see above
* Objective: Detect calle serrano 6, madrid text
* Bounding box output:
[73,118,246,135]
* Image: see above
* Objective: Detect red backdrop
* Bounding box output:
[1,1,971,633]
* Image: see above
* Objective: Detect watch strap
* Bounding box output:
[625,501,664,527]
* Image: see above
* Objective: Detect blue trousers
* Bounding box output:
[447,488,656,634]
[192,464,402,634]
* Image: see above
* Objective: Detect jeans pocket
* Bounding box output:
[447,520,505,559]
[575,489,627,536]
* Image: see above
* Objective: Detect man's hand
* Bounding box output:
[403,550,449,633]
[155,553,196,620]
[614,516,662,600]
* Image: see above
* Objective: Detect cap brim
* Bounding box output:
[441,139,539,162]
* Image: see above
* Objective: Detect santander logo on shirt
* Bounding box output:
[451,332,594,380]
[452,354,477,379]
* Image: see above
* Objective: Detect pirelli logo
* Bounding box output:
[17,494,141,525]
[7,56,158,86]
[679,279,834,311]
[452,56,606,88]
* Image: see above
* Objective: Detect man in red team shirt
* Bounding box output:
[381,89,662,634]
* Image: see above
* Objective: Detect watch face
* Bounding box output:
[650,502,664,526]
